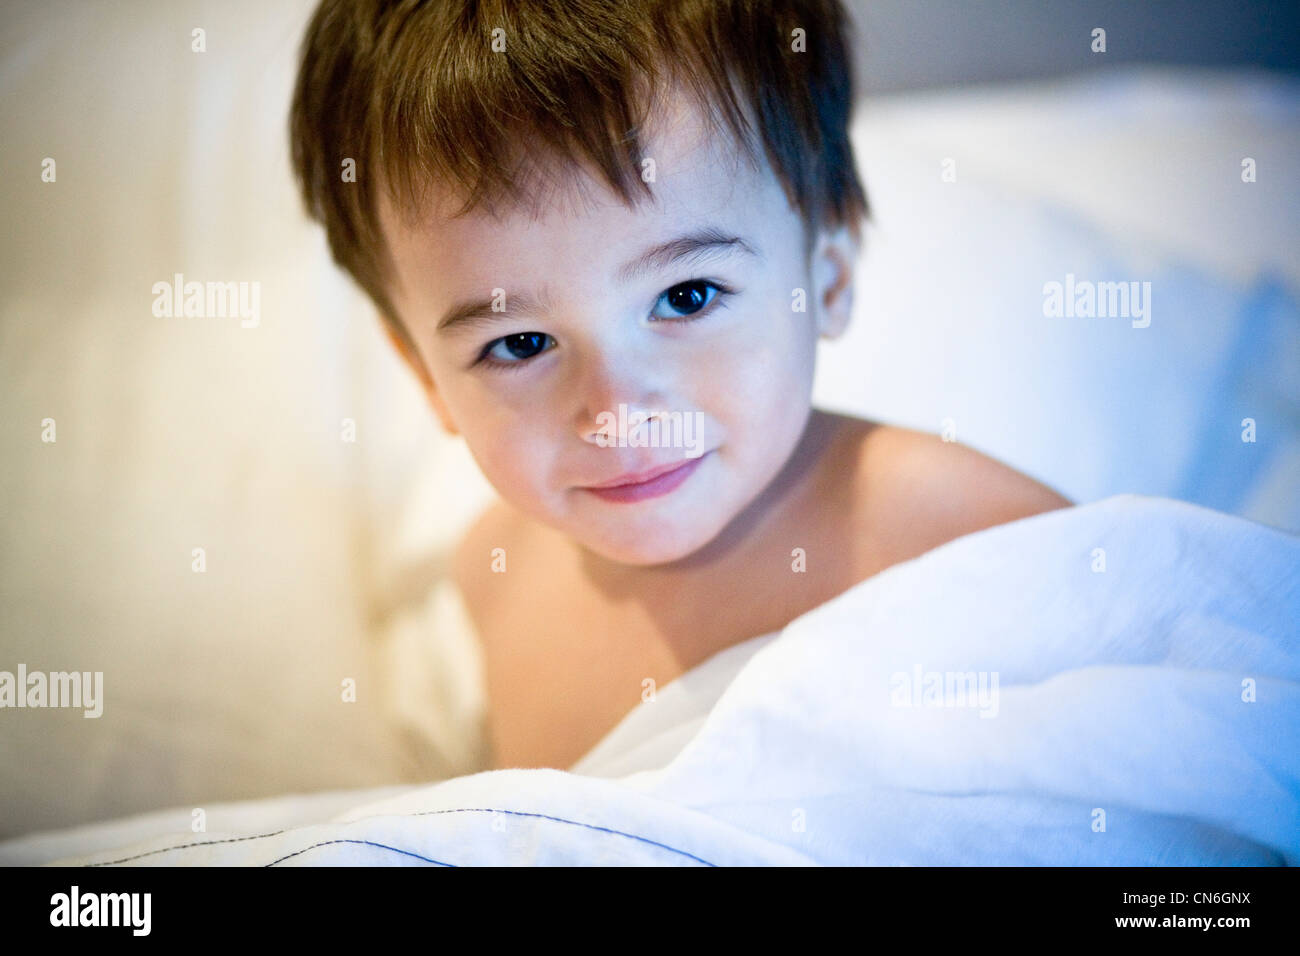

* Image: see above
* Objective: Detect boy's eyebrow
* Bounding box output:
[436,227,757,335]
[437,290,550,336]
[615,228,759,283]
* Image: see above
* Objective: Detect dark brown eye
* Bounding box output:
[482,331,554,366]
[669,283,706,311]
[651,280,722,320]
[503,332,547,358]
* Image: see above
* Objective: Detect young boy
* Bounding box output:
[290,0,1070,772]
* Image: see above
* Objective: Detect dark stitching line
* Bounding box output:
[403,808,717,866]
[265,840,455,867]
[81,806,717,867]
[87,829,291,866]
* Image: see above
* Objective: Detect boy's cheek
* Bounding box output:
[471,429,562,497]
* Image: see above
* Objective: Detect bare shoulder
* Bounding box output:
[842,419,1072,562]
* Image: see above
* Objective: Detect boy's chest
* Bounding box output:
[471,538,877,772]
[475,588,694,771]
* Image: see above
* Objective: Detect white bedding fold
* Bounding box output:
[4,494,1296,866]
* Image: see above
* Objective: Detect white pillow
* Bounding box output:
[817,66,1300,532]
[0,0,488,839]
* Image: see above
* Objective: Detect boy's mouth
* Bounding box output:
[580,452,711,503]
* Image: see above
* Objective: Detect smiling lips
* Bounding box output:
[582,453,709,503]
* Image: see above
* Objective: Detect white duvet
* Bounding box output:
[4,494,1296,866]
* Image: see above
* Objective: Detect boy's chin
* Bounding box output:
[573,519,721,568]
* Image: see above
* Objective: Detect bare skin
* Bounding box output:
[454,409,1071,770]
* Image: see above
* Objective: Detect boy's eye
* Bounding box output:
[481,331,554,365]
[651,280,724,320]
[474,280,731,370]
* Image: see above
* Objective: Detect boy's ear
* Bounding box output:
[383,322,460,436]
[810,223,858,340]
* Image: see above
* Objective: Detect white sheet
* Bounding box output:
[569,631,781,778]
[4,494,1294,866]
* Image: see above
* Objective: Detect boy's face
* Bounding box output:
[379,89,855,566]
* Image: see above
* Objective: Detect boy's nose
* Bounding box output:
[570,340,673,444]
[575,379,671,447]
[580,404,670,447]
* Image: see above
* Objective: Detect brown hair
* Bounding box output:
[289,0,869,354]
